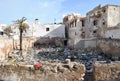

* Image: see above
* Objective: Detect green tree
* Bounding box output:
[15,17,29,55]
[4,26,13,36]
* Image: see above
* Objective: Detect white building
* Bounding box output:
[8,19,65,39]
[43,24,65,38]
[25,19,65,38]
[0,24,7,30]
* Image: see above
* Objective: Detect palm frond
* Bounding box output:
[21,23,29,30]
[14,17,29,31]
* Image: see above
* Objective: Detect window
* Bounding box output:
[102,9,106,13]
[102,19,105,25]
[72,22,74,27]
[82,32,85,33]
[46,28,49,31]
[93,30,97,33]
[81,20,85,27]
[75,32,77,35]
[93,20,98,26]
[75,20,77,27]
[103,21,105,25]
[109,37,112,39]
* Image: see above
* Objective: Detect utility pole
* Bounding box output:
[54,18,56,24]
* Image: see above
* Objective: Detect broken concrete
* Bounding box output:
[97,38,120,57]
[0,61,85,81]
[93,61,120,81]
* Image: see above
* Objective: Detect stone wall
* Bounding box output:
[0,38,13,61]
[0,37,37,61]
[68,39,96,49]
[13,37,37,51]
[97,38,120,57]
[107,5,120,28]
[93,61,120,81]
[34,38,64,48]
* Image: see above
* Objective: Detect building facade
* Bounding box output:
[27,19,65,38]
[63,4,120,49]
[85,4,120,39]
[63,13,87,48]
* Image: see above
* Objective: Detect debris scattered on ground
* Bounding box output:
[1,46,118,73]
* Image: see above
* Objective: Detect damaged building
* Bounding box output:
[63,13,96,49]
[63,13,86,48]
[86,4,120,59]
[28,19,66,47]
[0,4,120,81]
[85,4,120,39]
[63,4,120,52]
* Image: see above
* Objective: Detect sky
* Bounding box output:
[0,0,120,24]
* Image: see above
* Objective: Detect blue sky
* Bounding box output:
[0,0,120,24]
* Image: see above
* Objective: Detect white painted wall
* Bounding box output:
[28,23,65,38]
[0,24,7,30]
[43,24,65,38]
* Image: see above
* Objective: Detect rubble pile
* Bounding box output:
[34,47,112,72]
[0,46,119,81]
[1,47,115,72]
[93,61,120,81]
[0,59,85,81]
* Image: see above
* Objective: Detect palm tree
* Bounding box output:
[15,17,29,55]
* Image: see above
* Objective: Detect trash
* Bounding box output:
[65,59,70,64]
[34,62,42,70]
[3,46,115,74]
[63,48,71,56]
[11,58,16,63]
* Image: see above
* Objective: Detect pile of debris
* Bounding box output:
[1,46,119,81]
[0,46,114,73]
[0,57,86,81]
[93,61,120,81]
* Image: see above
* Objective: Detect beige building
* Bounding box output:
[63,13,88,48]
[85,4,120,39]
[63,4,120,49]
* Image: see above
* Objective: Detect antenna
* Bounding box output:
[54,18,56,24]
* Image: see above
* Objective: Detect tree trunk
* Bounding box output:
[20,29,23,56]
